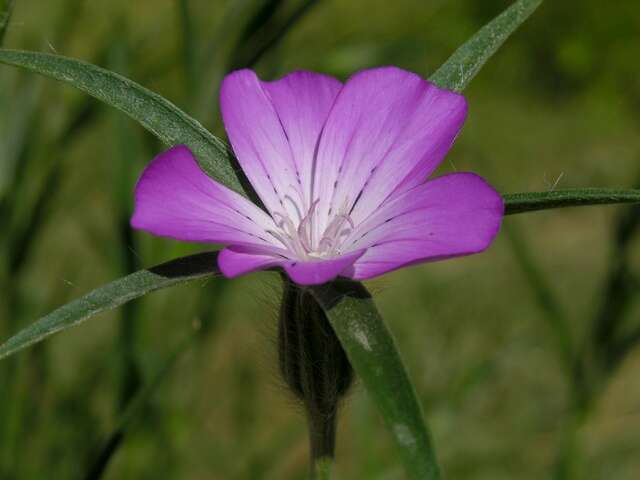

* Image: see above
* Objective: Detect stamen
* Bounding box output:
[297,199,319,251]
[268,198,355,260]
[284,191,304,223]
[272,212,288,228]
[267,229,293,251]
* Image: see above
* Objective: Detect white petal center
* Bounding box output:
[267,197,355,260]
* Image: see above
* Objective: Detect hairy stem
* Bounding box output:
[278,280,353,471]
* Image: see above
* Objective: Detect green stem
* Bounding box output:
[310,281,440,480]
[552,405,590,480]
[306,409,337,469]
[278,281,351,473]
[312,457,334,480]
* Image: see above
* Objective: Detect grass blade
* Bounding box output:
[229,0,320,70]
[0,0,15,46]
[503,224,579,386]
[310,281,440,480]
[504,189,640,215]
[0,49,247,196]
[84,327,197,480]
[429,0,543,91]
[0,252,219,361]
[591,183,640,372]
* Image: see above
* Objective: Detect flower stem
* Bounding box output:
[278,279,353,477]
[306,398,336,479]
[311,456,334,480]
[307,408,337,463]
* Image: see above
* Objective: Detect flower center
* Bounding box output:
[268,199,355,260]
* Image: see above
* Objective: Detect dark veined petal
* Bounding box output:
[345,173,503,280]
[262,71,342,207]
[220,69,341,219]
[131,145,277,248]
[312,66,467,238]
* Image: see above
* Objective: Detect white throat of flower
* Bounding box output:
[268,198,355,260]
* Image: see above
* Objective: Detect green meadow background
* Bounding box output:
[1,0,639,478]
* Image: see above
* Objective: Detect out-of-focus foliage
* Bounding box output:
[0,1,639,479]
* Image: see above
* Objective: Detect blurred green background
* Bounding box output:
[1,0,639,479]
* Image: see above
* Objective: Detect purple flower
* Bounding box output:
[131,67,503,285]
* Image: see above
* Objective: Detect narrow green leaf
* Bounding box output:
[230,0,320,70]
[504,189,640,215]
[0,252,219,361]
[0,49,247,196]
[310,282,440,480]
[0,0,15,46]
[429,0,543,91]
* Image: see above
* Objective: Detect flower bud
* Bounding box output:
[278,278,354,460]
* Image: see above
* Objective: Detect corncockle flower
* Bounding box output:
[131,67,504,285]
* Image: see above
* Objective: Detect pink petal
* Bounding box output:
[283,249,366,285]
[262,71,342,206]
[345,173,503,280]
[219,245,365,285]
[312,66,467,237]
[131,145,277,247]
[218,246,287,278]
[221,70,340,220]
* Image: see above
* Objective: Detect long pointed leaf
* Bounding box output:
[504,189,640,215]
[429,0,543,91]
[0,252,219,361]
[0,49,247,196]
[310,282,439,480]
